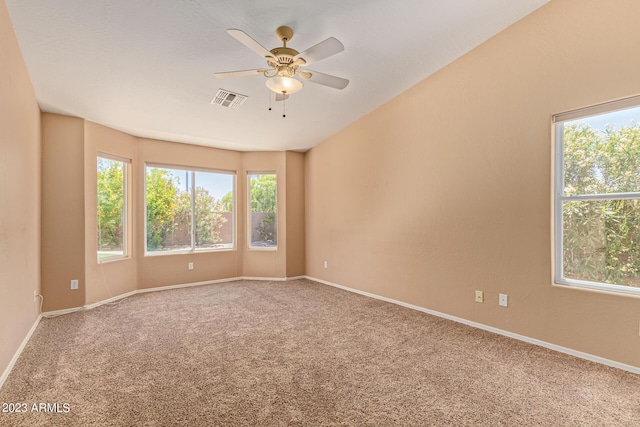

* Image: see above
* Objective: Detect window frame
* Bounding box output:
[553,95,640,296]
[144,162,236,256]
[97,153,130,263]
[247,171,278,251]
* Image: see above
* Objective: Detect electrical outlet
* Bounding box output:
[188,262,194,270]
[475,290,484,303]
[70,279,79,290]
[499,293,508,307]
[33,290,38,300]
[323,261,328,269]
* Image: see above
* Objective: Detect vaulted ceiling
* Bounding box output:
[6,0,549,151]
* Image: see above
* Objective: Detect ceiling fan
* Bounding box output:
[214,26,349,100]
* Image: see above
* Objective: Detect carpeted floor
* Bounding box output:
[0,279,638,426]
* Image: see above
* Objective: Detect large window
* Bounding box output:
[97,155,129,261]
[554,96,640,295]
[145,165,234,253]
[248,173,277,249]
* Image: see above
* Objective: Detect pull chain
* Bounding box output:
[268,90,272,111]
[283,96,286,118]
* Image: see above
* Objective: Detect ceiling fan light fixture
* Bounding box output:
[266,76,303,94]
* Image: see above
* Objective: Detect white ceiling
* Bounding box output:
[6,0,549,152]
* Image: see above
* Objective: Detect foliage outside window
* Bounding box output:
[97,155,128,261]
[145,165,234,253]
[248,173,277,248]
[555,99,640,295]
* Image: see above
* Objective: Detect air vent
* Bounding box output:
[211,89,248,109]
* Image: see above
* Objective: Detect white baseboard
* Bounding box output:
[246,276,307,281]
[84,290,139,310]
[41,306,85,317]
[305,276,640,375]
[136,277,245,294]
[242,276,287,282]
[42,276,292,317]
[0,314,42,390]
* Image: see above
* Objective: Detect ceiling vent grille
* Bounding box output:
[211,89,247,109]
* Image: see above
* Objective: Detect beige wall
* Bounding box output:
[0,0,41,380]
[305,0,640,368]
[84,122,138,304]
[286,151,305,277]
[136,138,244,289]
[36,121,306,306]
[41,114,86,311]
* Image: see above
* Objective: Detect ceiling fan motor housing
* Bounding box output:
[269,47,298,65]
[270,38,300,78]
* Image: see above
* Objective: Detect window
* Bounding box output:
[145,165,234,253]
[97,155,129,261]
[554,96,640,295]
[248,173,277,248]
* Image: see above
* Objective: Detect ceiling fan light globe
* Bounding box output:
[266,76,303,94]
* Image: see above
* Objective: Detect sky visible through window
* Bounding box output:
[160,168,233,200]
[574,105,640,132]
[564,105,640,187]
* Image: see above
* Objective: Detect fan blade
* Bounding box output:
[214,69,268,78]
[227,29,278,62]
[293,37,344,66]
[291,58,306,67]
[275,93,289,102]
[302,70,349,90]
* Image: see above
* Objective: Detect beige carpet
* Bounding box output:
[0,279,638,426]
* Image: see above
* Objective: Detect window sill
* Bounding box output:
[553,278,640,298]
[97,255,129,264]
[248,246,278,252]
[145,247,236,257]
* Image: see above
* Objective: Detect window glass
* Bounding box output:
[97,156,127,261]
[146,165,234,253]
[248,173,277,248]
[194,171,234,250]
[556,103,640,294]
